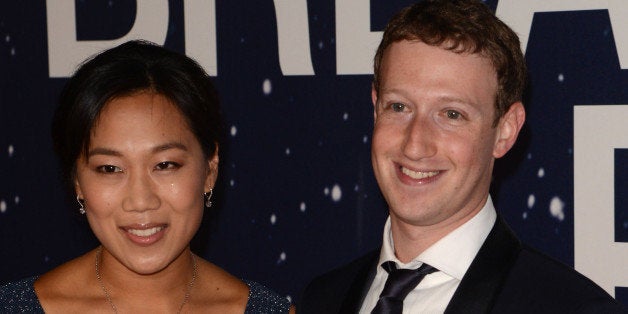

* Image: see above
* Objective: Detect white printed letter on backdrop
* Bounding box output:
[336,0,382,75]
[574,105,628,296]
[496,0,628,69]
[273,0,314,75]
[184,0,218,76]
[46,0,169,78]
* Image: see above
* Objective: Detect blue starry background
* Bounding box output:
[0,0,626,306]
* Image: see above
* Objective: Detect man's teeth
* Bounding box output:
[401,167,439,179]
[127,226,163,237]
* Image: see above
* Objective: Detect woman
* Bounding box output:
[0,40,294,313]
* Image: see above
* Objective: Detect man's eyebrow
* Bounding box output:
[379,89,479,107]
[436,95,478,107]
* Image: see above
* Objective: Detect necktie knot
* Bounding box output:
[371,261,437,314]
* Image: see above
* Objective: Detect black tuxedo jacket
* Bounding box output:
[299,218,626,313]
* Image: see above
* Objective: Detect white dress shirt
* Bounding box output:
[359,196,497,314]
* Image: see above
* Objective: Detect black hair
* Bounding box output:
[51,40,223,193]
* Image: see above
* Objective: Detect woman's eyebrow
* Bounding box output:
[152,142,189,153]
[87,142,189,158]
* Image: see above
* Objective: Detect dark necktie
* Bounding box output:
[371,261,437,314]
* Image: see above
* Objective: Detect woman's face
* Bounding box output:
[75,92,218,274]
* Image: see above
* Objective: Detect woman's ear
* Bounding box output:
[493,102,525,158]
[74,177,83,199]
[204,146,220,192]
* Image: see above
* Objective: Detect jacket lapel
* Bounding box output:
[339,251,379,313]
[444,217,521,314]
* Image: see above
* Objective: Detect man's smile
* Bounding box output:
[400,167,440,180]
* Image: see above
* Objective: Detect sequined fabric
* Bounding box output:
[244,280,291,313]
[0,276,290,313]
[0,276,44,313]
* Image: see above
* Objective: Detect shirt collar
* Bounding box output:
[378,195,496,280]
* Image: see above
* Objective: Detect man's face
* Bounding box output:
[371,40,522,234]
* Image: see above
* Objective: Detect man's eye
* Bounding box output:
[446,110,462,119]
[97,165,121,173]
[155,162,181,170]
[391,103,405,112]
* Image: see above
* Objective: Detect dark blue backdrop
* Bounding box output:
[1,0,626,307]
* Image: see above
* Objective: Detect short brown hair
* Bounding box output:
[373,0,526,126]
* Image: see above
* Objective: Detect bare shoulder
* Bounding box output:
[34,249,103,313]
[35,249,96,293]
[190,259,250,312]
[191,259,293,312]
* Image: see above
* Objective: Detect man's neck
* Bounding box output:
[390,198,488,263]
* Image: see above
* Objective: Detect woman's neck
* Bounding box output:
[94,246,197,312]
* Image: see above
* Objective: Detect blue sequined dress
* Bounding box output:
[0,277,290,313]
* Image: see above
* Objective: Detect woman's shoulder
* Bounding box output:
[0,276,45,313]
[0,251,95,313]
[33,250,103,312]
[35,250,95,293]
[194,260,291,313]
[243,280,291,313]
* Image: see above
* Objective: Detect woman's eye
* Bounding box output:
[446,110,462,120]
[391,103,406,112]
[97,165,121,173]
[155,162,181,170]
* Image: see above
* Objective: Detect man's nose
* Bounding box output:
[402,115,437,160]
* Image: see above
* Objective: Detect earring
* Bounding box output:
[204,189,213,208]
[76,196,86,215]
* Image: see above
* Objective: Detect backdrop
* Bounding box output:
[1,0,627,307]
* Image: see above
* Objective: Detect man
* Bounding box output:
[299,0,626,313]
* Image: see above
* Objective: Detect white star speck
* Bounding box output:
[331,184,342,202]
[549,196,565,221]
[263,79,272,95]
[527,194,535,209]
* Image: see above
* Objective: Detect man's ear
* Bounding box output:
[204,146,220,192]
[371,83,378,121]
[493,102,525,158]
